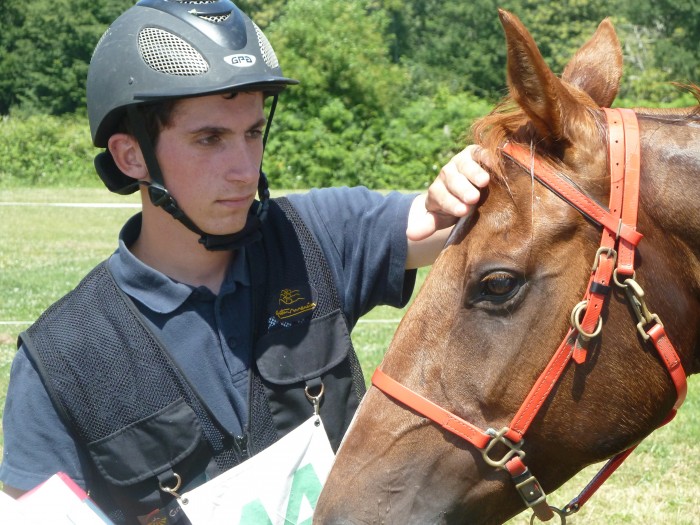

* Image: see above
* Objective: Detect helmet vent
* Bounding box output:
[138,27,209,76]
[253,22,279,69]
[198,14,231,23]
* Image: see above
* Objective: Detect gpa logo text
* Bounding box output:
[224,54,257,67]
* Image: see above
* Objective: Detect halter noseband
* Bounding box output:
[372,108,688,523]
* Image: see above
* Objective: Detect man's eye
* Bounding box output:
[200,135,221,144]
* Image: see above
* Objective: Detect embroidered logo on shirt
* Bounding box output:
[275,288,316,320]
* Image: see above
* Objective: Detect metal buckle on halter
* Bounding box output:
[621,278,662,341]
[513,468,547,508]
[570,301,603,341]
[482,427,525,469]
[591,246,617,273]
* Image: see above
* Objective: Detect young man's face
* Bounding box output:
[154,91,266,236]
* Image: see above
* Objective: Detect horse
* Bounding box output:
[314,9,700,525]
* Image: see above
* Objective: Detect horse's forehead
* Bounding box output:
[478,206,521,241]
[446,202,518,250]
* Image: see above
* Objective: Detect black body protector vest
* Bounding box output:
[20,198,366,524]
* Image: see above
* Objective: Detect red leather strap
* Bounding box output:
[371,368,492,449]
[565,446,637,511]
[647,323,688,409]
[502,143,643,247]
[605,108,641,276]
[573,109,630,363]
[509,329,576,437]
[602,107,627,250]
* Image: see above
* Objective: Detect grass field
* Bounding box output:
[1,188,698,524]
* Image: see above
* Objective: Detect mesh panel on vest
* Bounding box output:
[24,263,235,468]
[248,372,278,454]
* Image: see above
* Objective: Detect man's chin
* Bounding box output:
[200,218,251,237]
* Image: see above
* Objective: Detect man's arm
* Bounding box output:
[405,145,492,269]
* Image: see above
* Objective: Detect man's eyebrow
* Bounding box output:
[250,117,267,130]
[188,118,267,135]
[189,126,230,135]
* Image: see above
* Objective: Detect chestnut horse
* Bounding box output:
[315,10,700,525]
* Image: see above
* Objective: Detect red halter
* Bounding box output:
[372,108,688,523]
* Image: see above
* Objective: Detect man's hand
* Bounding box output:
[407,145,492,242]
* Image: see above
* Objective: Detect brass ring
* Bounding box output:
[158,472,182,495]
[305,382,325,402]
[570,300,603,340]
[530,506,566,524]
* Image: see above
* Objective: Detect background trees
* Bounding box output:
[0,0,133,115]
[1,0,697,189]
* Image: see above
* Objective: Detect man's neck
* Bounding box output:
[131,207,235,294]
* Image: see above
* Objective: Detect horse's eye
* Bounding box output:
[480,271,519,298]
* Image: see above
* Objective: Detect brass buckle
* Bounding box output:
[622,278,662,341]
[482,427,525,469]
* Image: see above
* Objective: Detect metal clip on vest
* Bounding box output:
[305,381,325,422]
[158,471,187,504]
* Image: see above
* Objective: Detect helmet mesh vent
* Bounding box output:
[138,27,209,76]
[199,14,231,23]
[253,22,279,69]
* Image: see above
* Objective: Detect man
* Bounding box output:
[0,1,490,523]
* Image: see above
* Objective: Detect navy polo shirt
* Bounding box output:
[111,213,254,439]
[0,187,416,491]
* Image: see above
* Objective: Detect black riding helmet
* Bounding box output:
[87,0,298,250]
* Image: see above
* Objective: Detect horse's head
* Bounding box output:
[315,9,700,525]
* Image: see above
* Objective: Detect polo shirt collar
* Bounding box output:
[107,213,249,314]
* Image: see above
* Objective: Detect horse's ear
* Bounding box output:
[499,9,585,143]
[562,19,623,108]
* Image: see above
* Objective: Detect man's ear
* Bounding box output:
[108,133,149,181]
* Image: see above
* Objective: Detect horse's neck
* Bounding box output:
[640,116,700,248]
[638,114,700,375]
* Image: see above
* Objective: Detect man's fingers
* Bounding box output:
[426,176,470,217]
[465,144,498,182]
[408,144,492,242]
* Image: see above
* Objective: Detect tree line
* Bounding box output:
[1,0,697,190]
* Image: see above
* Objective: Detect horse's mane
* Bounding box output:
[470,98,561,184]
[472,84,700,182]
[634,84,700,121]
[471,99,531,165]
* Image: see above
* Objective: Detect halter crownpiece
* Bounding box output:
[372,108,688,523]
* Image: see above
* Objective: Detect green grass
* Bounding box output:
[1,188,698,524]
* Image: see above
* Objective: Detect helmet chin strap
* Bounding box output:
[126,97,276,251]
[140,178,266,251]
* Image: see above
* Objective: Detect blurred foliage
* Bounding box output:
[0,114,100,188]
[0,0,697,189]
